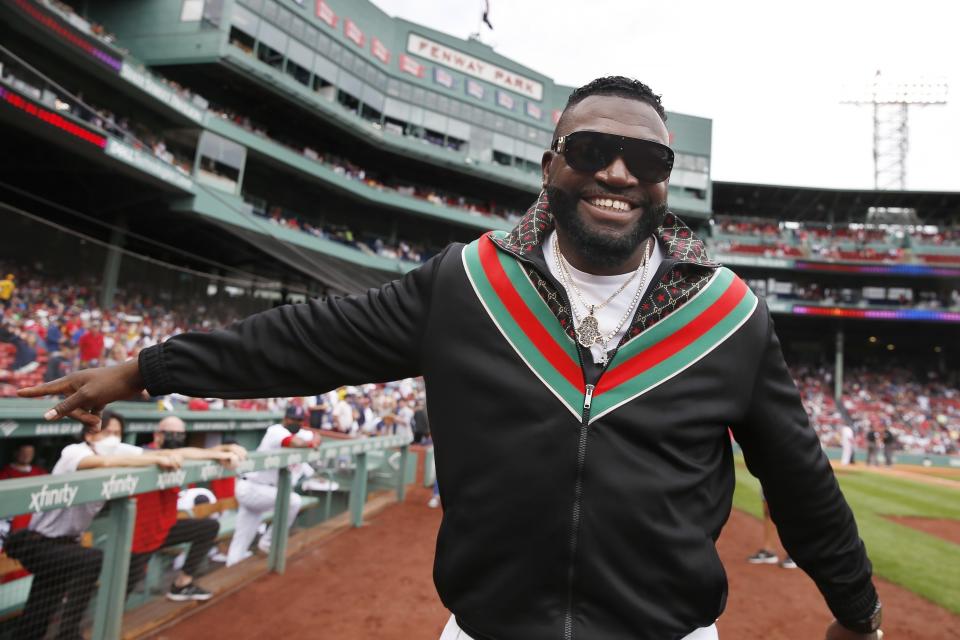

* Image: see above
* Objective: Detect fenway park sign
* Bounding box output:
[406,33,543,101]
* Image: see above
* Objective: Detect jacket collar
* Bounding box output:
[491,190,717,268]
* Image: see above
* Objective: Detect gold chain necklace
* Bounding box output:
[553,235,653,359]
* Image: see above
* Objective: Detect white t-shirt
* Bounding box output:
[544,231,663,364]
[29,441,142,539]
[333,400,357,433]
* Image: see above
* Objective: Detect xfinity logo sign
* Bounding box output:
[200,464,222,481]
[29,483,79,513]
[101,474,138,500]
[236,459,256,474]
[0,421,17,437]
[156,469,187,489]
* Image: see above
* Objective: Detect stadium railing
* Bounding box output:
[0,433,412,640]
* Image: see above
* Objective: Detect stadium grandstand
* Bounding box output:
[0,0,958,638]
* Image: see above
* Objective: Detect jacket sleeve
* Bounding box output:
[137,246,453,399]
[730,301,878,626]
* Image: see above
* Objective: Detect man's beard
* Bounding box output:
[545,186,668,269]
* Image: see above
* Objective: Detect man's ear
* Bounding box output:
[541,150,555,189]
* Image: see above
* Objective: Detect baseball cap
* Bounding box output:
[284,405,306,420]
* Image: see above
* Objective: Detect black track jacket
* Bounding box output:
[139,197,877,640]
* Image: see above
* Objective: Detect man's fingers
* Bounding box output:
[18,378,72,399]
[67,409,103,429]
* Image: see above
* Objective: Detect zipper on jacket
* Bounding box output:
[563,383,595,640]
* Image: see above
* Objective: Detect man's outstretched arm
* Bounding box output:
[731,302,882,639]
[19,247,451,427]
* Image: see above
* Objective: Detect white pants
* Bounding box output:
[439,615,718,639]
[226,479,302,566]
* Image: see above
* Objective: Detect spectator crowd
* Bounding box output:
[792,365,960,458]
[710,215,960,265]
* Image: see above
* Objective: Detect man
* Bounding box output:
[841,423,857,465]
[747,491,796,570]
[21,77,882,639]
[0,442,48,534]
[226,405,316,566]
[865,427,880,466]
[412,400,430,445]
[331,388,358,434]
[126,416,246,601]
[44,340,76,383]
[3,412,181,640]
[882,427,896,466]
[0,273,14,309]
[76,321,104,369]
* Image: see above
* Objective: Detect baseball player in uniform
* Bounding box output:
[226,406,316,566]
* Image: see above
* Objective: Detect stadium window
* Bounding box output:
[202,0,225,26]
[425,91,439,110]
[315,31,331,55]
[521,159,539,173]
[399,82,413,101]
[337,90,360,114]
[290,16,305,39]
[285,59,310,86]
[229,27,256,56]
[275,7,292,31]
[328,41,343,64]
[262,0,279,22]
[437,95,450,114]
[446,134,466,152]
[361,104,383,125]
[303,25,318,47]
[412,87,426,104]
[313,71,332,89]
[383,116,406,135]
[423,128,445,147]
[386,79,401,97]
[493,150,512,167]
[256,42,284,69]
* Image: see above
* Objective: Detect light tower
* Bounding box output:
[841,71,948,190]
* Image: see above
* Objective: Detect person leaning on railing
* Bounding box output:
[124,415,246,603]
[3,410,183,640]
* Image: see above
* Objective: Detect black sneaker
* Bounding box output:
[166,582,213,601]
[746,549,779,564]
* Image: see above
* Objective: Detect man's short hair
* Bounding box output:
[554,76,667,141]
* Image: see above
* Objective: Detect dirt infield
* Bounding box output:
[157,485,958,640]
[886,516,960,546]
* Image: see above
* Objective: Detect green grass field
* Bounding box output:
[733,459,960,614]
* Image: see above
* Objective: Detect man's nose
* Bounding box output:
[595,156,639,188]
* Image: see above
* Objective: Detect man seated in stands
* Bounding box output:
[226,406,317,566]
[126,416,246,602]
[3,410,182,640]
[0,441,48,535]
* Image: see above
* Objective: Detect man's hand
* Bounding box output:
[217,443,248,459]
[17,360,145,429]
[152,451,183,471]
[826,621,883,639]
[217,451,241,470]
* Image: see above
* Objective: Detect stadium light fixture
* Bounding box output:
[841,70,948,190]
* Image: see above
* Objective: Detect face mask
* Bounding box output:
[162,432,186,449]
[94,435,122,456]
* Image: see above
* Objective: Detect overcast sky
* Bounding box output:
[372,0,959,192]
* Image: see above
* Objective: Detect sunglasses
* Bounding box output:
[551,131,674,184]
